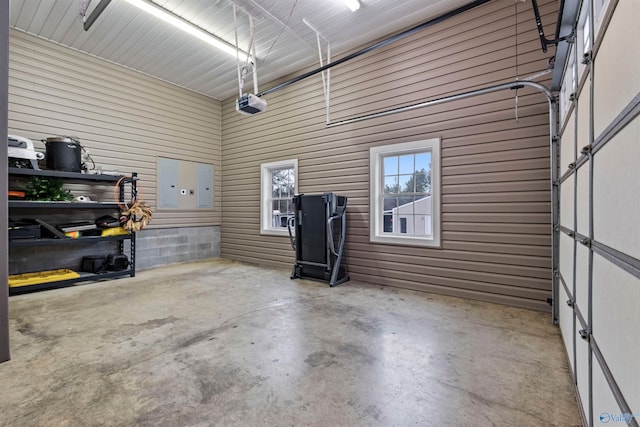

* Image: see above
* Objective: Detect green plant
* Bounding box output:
[25,177,73,201]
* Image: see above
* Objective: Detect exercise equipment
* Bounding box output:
[288,193,349,287]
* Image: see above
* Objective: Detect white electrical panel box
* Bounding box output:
[157,157,213,210]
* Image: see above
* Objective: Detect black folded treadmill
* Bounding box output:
[288,193,349,287]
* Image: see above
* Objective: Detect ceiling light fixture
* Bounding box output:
[342,0,360,12]
[123,0,245,58]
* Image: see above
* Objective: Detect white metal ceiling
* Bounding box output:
[9,0,471,100]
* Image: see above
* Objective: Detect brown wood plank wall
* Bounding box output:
[221,0,558,311]
[8,29,222,228]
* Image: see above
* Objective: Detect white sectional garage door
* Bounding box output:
[557,1,640,425]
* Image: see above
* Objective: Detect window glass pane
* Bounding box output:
[595,0,606,22]
[399,174,413,193]
[287,170,295,197]
[400,218,407,234]
[271,168,295,199]
[271,200,293,228]
[384,176,398,194]
[415,172,429,193]
[414,196,430,215]
[415,152,430,172]
[383,214,393,233]
[383,196,399,211]
[413,214,425,235]
[383,156,398,175]
[583,15,591,52]
[272,169,285,184]
[424,215,432,235]
[398,154,414,174]
[397,195,413,207]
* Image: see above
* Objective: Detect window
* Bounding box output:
[560,50,576,121]
[370,139,441,247]
[576,2,591,79]
[594,0,609,31]
[582,13,591,54]
[260,159,298,235]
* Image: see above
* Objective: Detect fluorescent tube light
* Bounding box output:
[342,0,360,12]
[123,0,244,58]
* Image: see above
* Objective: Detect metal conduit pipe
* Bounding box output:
[326,80,559,322]
[255,0,493,98]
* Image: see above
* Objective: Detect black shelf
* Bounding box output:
[8,270,134,295]
[8,169,137,294]
[8,201,120,209]
[8,167,123,182]
[9,235,131,248]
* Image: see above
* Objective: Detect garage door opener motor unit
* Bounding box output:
[236,94,267,115]
[288,193,349,287]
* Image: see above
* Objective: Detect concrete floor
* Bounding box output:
[0,259,580,426]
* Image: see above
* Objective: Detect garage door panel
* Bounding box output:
[593,119,640,260]
[575,244,589,311]
[560,174,574,228]
[592,362,625,426]
[593,0,640,136]
[559,233,574,290]
[592,254,640,412]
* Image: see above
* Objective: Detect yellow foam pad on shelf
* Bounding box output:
[101,227,129,237]
[8,269,81,288]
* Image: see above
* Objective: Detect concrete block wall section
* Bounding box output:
[8,226,220,275]
[134,226,220,270]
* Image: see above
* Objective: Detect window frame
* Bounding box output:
[369,139,441,248]
[260,158,298,236]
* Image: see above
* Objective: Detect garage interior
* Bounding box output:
[0,0,638,426]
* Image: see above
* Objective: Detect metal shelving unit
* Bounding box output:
[8,168,137,295]
[9,235,131,248]
[8,167,123,182]
[8,201,120,209]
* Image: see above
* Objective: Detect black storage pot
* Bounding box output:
[44,137,82,172]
